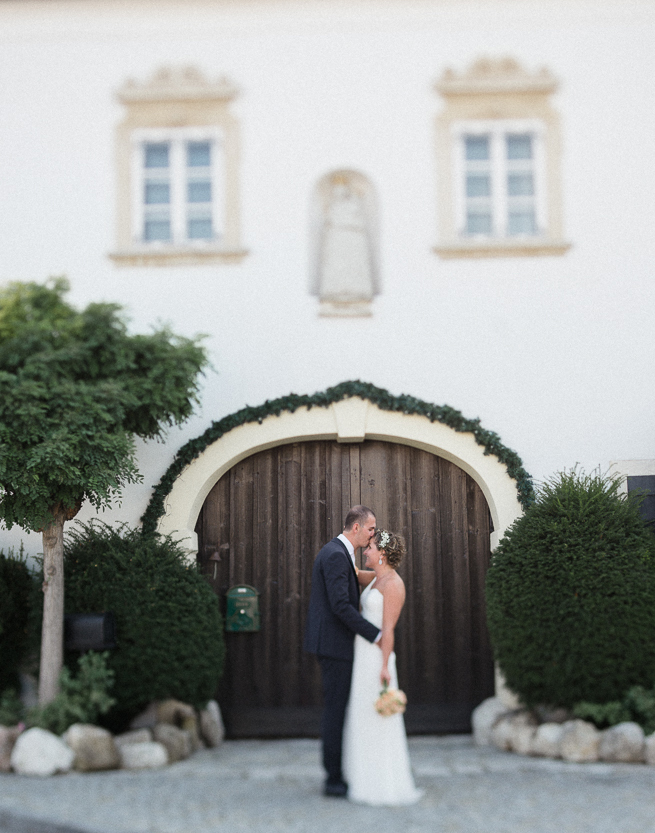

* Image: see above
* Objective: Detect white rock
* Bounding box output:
[490,716,514,751]
[644,732,655,765]
[490,710,536,752]
[10,727,75,776]
[511,724,537,756]
[114,728,152,747]
[156,699,195,726]
[0,725,22,772]
[155,700,203,751]
[559,719,601,763]
[118,740,168,770]
[598,722,645,763]
[129,702,159,730]
[62,724,120,772]
[199,700,225,748]
[153,723,192,762]
[471,697,509,746]
[530,722,564,758]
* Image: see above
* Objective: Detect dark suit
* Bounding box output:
[304,536,380,783]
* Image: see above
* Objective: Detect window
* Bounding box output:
[112,67,246,266]
[611,460,655,532]
[627,476,655,531]
[455,123,545,240]
[609,460,655,532]
[435,58,570,259]
[132,130,224,247]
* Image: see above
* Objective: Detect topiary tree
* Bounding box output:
[62,521,225,728]
[0,546,36,693]
[486,469,655,709]
[0,278,207,704]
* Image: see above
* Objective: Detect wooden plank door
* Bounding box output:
[195,439,494,737]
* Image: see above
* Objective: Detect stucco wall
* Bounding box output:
[1,0,654,556]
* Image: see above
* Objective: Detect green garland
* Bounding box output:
[141,380,534,536]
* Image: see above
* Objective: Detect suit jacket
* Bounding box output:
[304,537,381,661]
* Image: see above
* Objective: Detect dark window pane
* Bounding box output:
[145,182,170,204]
[507,134,532,159]
[465,136,489,161]
[188,217,213,239]
[144,218,171,241]
[508,210,536,235]
[188,180,212,203]
[507,173,534,196]
[466,174,491,198]
[627,476,655,529]
[144,143,169,168]
[187,141,211,167]
[466,212,492,235]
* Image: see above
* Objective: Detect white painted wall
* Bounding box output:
[1,0,654,557]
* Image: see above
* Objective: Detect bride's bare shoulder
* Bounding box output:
[379,571,405,596]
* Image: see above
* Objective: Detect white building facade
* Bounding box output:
[1,0,654,733]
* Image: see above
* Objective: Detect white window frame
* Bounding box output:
[452,119,547,241]
[130,127,225,250]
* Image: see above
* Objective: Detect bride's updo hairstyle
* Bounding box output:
[375,529,406,569]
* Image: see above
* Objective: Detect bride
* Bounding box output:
[342,528,422,805]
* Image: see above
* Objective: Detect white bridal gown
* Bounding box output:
[343,580,422,806]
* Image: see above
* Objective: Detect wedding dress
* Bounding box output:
[342,580,422,805]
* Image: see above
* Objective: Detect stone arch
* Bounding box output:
[156,395,524,557]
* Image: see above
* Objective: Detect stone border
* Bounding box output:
[1,699,224,777]
[473,697,654,764]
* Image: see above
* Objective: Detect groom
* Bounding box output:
[304,505,382,797]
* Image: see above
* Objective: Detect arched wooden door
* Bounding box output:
[195,439,494,738]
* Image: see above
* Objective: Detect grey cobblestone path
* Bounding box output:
[1,736,655,833]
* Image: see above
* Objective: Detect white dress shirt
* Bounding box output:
[338,533,381,643]
[337,533,356,568]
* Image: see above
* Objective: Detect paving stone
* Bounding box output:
[1,736,655,833]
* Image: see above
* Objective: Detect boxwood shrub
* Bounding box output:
[0,547,35,692]
[486,469,655,708]
[63,522,225,728]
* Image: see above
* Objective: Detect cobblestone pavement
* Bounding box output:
[2,735,655,833]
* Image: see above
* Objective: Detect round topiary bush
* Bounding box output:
[63,522,225,728]
[486,469,655,709]
[0,547,35,692]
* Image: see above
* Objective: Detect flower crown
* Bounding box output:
[378,530,391,550]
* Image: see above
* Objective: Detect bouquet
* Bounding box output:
[375,681,407,717]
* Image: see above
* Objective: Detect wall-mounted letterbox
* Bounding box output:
[225,585,260,632]
[64,612,117,651]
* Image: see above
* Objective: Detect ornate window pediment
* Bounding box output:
[111,66,246,267]
[434,58,570,259]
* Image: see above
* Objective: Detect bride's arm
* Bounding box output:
[356,568,376,586]
[379,579,406,686]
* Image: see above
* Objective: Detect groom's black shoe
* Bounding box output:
[324,779,348,797]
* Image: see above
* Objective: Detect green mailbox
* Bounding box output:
[225,585,260,632]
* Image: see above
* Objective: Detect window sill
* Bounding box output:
[109,247,249,267]
[434,239,571,260]
[318,299,373,318]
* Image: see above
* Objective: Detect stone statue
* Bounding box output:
[317,174,377,309]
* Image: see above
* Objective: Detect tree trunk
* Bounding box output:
[38,509,66,705]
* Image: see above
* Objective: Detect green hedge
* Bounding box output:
[486,469,655,708]
[574,685,655,734]
[0,546,35,692]
[63,522,225,728]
